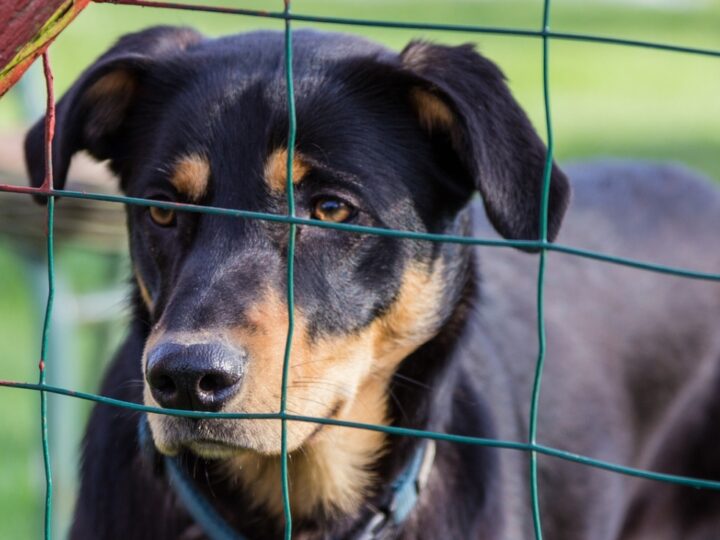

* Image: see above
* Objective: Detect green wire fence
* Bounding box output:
[1,1,720,539]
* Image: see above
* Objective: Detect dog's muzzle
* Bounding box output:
[146,341,246,411]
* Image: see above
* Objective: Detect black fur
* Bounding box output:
[25,27,720,540]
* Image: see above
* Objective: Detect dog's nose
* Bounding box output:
[146,341,245,411]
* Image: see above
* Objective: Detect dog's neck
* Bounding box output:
[224,374,390,521]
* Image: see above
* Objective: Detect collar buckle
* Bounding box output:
[355,439,437,540]
[356,510,390,540]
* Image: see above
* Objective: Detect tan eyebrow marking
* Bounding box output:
[170,154,210,202]
[264,147,310,193]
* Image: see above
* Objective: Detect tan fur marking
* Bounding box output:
[369,262,446,370]
[83,70,138,136]
[264,148,310,193]
[227,390,387,518]
[134,269,153,313]
[86,70,136,101]
[171,154,210,202]
[410,88,455,133]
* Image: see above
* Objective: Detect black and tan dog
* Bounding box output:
[25,27,720,539]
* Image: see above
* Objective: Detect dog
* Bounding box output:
[24,26,720,539]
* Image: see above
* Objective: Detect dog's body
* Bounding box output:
[25,28,720,539]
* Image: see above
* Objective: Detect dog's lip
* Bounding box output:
[178,426,254,454]
[189,437,237,448]
[186,439,243,458]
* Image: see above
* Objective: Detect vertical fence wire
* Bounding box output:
[280,1,297,538]
[528,2,555,538]
[38,51,56,540]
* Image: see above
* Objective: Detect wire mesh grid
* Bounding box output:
[1,1,720,539]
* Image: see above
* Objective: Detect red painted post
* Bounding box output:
[0,0,91,96]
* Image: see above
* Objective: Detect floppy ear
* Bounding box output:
[25,26,202,199]
[401,41,570,242]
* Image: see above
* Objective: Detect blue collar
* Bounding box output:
[139,415,435,540]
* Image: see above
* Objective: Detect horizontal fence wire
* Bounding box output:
[2,380,720,492]
[94,0,720,58]
[1,0,720,539]
[1,187,719,282]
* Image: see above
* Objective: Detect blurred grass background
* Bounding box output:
[0,0,718,537]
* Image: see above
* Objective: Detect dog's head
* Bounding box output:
[25,27,569,458]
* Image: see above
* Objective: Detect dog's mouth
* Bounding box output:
[150,400,345,459]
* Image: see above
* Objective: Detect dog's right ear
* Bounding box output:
[400,41,570,243]
[24,26,202,201]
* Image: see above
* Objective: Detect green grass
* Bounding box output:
[1,0,719,537]
[0,239,128,539]
[0,247,39,539]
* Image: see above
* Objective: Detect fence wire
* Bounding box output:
[1,1,720,539]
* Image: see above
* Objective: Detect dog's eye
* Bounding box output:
[148,205,176,227]
[311,197,354,223]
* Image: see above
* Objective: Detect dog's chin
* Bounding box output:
[150,437,239,459]
[154,436,266,460]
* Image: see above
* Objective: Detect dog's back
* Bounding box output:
[469,161,720,539]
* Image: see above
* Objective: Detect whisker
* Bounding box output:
[289,357,334,370]
[204,465,218,499]
[285,395,334,410]
[390,372,433,390]
[287,381,352,395]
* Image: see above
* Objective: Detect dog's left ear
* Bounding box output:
[24,26,203,200]
[401,41,570,242]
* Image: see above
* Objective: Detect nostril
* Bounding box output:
[147,365,179,407]
[198,373,224,393]
[197,371,240,394]
[153,374,176,394]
